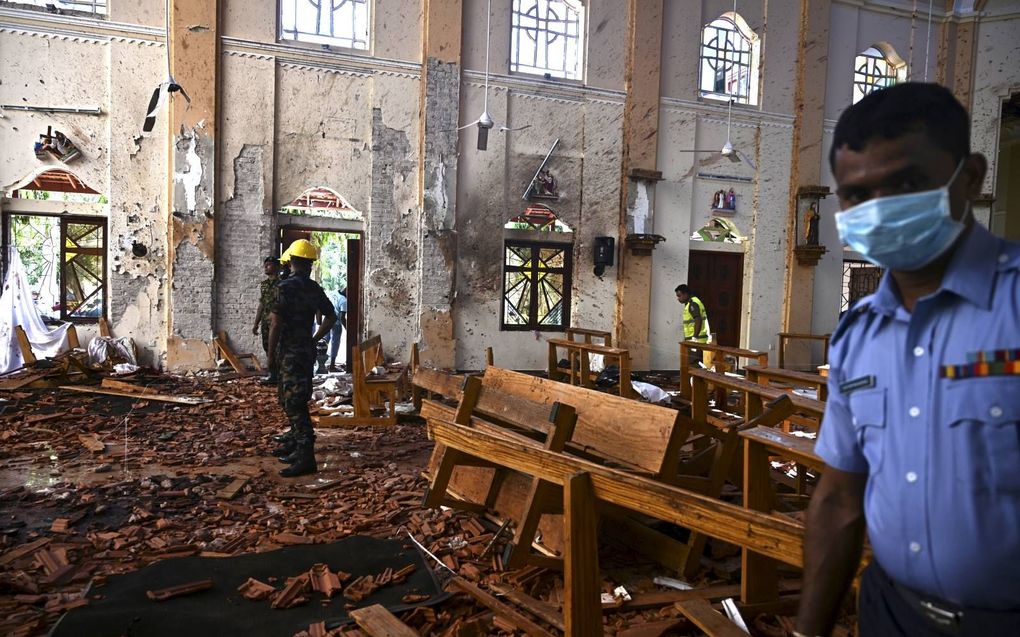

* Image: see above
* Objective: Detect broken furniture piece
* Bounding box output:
[546,337,634,399]
[678,340,769,407]
[213,331,263,376]
[409,342,465,411]
[777,331,831,370]
[745,364,828,402]
[316,335,406,427]
[424,366,725,573]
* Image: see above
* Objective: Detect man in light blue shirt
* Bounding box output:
[796,83,1020,636]
[327,287,347,371]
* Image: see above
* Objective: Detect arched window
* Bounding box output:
[279,186,363,221]
[510,0,585,80]
[699,13,760,105]
[852,44,906,104]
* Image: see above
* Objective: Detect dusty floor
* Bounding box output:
[0,372,824,636]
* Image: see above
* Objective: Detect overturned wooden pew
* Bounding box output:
[427,416,814,636]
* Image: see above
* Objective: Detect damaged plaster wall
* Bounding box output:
[0,14,169,366]
[418,57,460,368]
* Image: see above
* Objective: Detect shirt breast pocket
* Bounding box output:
[849,388,887,475]
[944,378,1020,493]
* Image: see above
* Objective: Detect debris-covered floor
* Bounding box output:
[1,372,836,636]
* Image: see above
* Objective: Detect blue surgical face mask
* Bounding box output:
[835,160,968,271]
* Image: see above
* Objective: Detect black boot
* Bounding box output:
[279,451,316,477]
[272,440,296,457]
[277,448,300,464]
[271,432,293,443]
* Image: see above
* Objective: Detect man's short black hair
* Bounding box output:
[830,82,970,172]
[264,256,279,265]
[675,284,691,294]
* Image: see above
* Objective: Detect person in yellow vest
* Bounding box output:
[675,284,710,365]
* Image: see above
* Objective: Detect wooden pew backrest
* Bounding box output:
[481,367,680,477]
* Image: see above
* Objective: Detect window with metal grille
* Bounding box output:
[502,241,572,331]
[2,0,106,14]
[4,214,106,322]
[699,14,759,105]
[841,260,882,313]
[853,45,904,104]
[280,0,369,50]
[510,0,585,80]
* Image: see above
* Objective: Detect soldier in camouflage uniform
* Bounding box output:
[253,256,280,384]
[267,240,335,477]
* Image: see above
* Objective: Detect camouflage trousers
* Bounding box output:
[261,319,279,379]
[277,341,315,453]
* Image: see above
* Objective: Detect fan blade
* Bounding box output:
[726,151,741,163]
[142,84,166,133]
[673,149,718,153]
[498,124,532,132]
[477,126,489,151]
[736,149,757,170]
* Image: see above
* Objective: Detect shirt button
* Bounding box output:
[906,471,918,483]
[990,405,1003,418]
[909,542,922,553]
[1000,253,1009,264]
[913,346,925,357]
[852,417,858,426]
[909,406,921,418]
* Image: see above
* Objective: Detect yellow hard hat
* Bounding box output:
[286,239,319,261]
[279,246,292,264]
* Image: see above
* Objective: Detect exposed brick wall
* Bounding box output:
[215,144,273,359]
[171,240,214,340]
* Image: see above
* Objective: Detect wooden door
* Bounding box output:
[345,237,361,366]
[687,251,744,347]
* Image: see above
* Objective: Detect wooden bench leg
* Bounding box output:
[506,480,562,569]
[564,472,601,637]
[742,440,779,604]
[681,429,742,580]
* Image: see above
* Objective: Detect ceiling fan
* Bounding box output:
[675,97,756,170]
[142,0,191,133]
[450,0,530,150]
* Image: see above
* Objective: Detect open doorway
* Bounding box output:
[280,228,361,370]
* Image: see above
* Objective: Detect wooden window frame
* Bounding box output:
[2,211,107,324]
[501,239,572,332]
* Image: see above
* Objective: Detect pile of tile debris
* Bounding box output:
[0,371,837,636]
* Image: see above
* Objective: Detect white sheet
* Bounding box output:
[0,251,71,373]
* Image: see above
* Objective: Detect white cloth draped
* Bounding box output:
[0,251,71,373]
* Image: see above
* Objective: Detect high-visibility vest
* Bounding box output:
[683,296,709,341]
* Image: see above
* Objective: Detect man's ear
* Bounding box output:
[964,153,988,198]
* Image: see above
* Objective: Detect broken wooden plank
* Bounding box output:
[446,577,556,637]
[101,378,158,395]
[674,598,747,637]
[349,604,420,637]
[488,584,564,631]
[146,579,214,602]
[78,433,106,453]
[60,385,211,405]
[216,477,248,500]
[214,333,255,377]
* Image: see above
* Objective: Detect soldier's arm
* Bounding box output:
[267,312,281,369]
[312,290,336,342]
[253,300,264,334]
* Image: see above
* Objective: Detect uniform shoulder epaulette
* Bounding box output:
[831,296,874,344]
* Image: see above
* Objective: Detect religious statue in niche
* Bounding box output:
[532,168,559,199]
[804,201,821,246]
[34,127,81,163]
[712,188,737,212]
